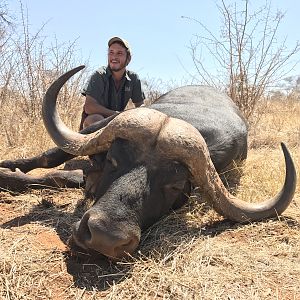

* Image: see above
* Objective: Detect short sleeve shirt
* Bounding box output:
[82,66,145,111]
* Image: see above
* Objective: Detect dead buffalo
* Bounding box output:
[0,65,296,259]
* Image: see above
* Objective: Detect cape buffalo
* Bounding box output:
[0,65,296,259]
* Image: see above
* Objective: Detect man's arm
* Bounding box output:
[84,95,119,117]
[131,74,145,108]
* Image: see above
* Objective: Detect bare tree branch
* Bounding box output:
[183,0,300,119]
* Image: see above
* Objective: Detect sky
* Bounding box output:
[6,0,300,84]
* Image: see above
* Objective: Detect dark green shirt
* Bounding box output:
[82,66,145,111]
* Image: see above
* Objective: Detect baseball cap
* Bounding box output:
[108,36,131,55]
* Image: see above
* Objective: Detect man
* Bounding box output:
[80,36,145,129]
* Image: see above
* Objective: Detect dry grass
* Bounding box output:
[0,91,84,159]
[249,98,300,149]
[0,99,300,299]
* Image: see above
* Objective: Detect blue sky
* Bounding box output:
[7,0,300,83]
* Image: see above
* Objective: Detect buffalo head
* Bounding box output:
[42,66,296,259]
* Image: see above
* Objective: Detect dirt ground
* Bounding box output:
[0,155,300,299]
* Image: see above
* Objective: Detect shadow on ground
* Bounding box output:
[1,189,299,292]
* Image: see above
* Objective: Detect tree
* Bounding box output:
[182,0,300,119]
[0,1,12,50]
[0,1,88,149]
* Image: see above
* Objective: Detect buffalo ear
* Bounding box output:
[85,167,104,198]
[84,158,104,198]
[163,179,191,210]
[84,152,107,198]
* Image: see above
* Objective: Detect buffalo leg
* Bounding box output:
[0,117,116,191]
[0,147,74,173]
[0,167,84,192]
[0,118,115,173]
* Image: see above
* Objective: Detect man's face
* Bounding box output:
[108,43,129,72]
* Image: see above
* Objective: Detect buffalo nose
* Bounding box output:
[73,211,140,259]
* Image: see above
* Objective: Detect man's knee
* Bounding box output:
[83,114,105,128]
